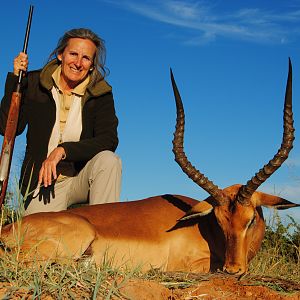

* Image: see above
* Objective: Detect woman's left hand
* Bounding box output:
[38,147,66,187]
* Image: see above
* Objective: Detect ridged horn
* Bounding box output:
[236,58,294,205]
[170,69,227,205]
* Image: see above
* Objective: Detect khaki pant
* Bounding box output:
[24,151,122,215]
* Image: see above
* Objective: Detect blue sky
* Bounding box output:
[0,0,299,223]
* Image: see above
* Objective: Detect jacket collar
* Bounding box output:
[39,59,112,98]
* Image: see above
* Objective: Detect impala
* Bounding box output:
[1,59,299,275]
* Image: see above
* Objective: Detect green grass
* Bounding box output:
[0,249,139,299]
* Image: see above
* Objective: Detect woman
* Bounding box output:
[0,28,121,215]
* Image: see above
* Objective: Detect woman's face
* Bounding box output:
[58,38,96,90]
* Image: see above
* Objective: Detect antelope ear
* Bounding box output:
[252,191,300,210]
[178,201,213,221]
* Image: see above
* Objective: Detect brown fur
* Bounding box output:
[1,184,297,275]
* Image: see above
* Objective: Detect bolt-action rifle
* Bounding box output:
[0,5,34,208]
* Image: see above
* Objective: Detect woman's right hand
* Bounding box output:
[13,52,28,76]
[38,147,66,187]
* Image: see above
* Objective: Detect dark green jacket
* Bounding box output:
[0,60,119,206]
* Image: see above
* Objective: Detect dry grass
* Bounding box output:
[249,212,300,283]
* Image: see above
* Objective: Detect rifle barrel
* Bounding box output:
[18,5,34,84]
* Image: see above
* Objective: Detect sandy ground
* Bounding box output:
[0,273,299,299]
[120,273,300,300]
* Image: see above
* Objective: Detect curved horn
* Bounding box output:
[170,69,226,205]
[236,58,294,205]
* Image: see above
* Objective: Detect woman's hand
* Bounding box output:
[13,52,28,76]
[38,147,66,187]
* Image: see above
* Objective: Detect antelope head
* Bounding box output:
[171,59,299,275]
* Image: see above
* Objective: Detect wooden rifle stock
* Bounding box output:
[0,6,34,208]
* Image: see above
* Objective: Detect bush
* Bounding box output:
[250,211,300,281]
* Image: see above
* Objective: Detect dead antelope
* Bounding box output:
[1,59,299,275]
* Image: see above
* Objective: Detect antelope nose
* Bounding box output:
[223,265,243,275]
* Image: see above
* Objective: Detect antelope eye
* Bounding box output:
[248,214,256,228]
